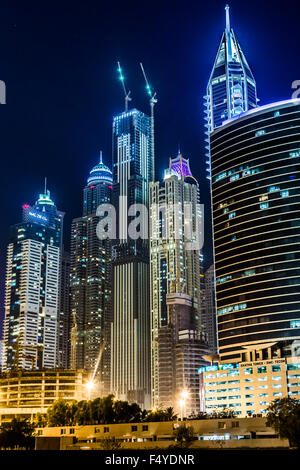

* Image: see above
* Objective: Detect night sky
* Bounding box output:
[0,0,299,328]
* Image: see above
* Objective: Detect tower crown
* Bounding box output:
[164,152,197,183]
[204,5,258,179]
[87,151,113,186]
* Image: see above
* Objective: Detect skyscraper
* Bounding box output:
[205,5,258,178]
[70,153,112,393]
[157,292,208,416]
[57,250,71,369]
[203,264,218,355]
[2,189,64,370]
[210,99,300,362]
[111,108,152,409]
[149,153,205,408]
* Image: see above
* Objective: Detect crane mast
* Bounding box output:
[117,61,132,111]
[140,62,157,182]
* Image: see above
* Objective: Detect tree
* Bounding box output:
[266,397,300,449]
[100,395,115,424]
[210,406,236,419]
[0,418,35,450]
[172,424,195,448]
[144,407,177,422]
[74,400,92,426]
[35,413,47,428]
[113,400,140,423]
[47,399,78,426]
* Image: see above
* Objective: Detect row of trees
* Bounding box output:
[1,396,300,449]
[0,418,35,450]
[43,395,177,427]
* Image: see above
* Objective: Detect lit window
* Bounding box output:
[229,212,236,219]
[230,174,240,182]
[242,269,256,277]
[289,150,300,158]
[217,303,247,315]
[272,365,281,372]
[257,367,267,374]
[260,202,269,210]
[281,190,289,198]
[255,129,266,137]
[268,186,280,192]
[215,172,227,182]
[244,368,253,376]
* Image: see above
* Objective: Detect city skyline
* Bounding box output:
[0,2,300,453]
[0,1,299,332]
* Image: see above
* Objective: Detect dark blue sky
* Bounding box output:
[0,0,299,324]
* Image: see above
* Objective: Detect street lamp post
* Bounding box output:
[179,399,184,421]
[86,380,94,401]
[179,390,189,420]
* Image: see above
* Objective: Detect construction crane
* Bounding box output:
[140,63,157,182]
[117,61,132,111]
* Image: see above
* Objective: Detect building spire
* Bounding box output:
[99,150,103,164]
[225,4,230,31]
[44,177,47,195]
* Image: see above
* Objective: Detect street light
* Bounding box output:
[180,390,189,420]
[179,399,185,421]
[86,380,94,400]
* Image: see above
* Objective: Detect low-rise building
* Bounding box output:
[35,416,288,450]
[0,369,90,424]
[199,357,300,417]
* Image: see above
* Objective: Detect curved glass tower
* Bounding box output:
[210,99,300,362]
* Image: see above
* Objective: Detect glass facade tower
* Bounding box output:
[70,153,112,394]
[210,99,300,362]
[111,108,152,409]
[2,190,64,371]
[205,5,258,179]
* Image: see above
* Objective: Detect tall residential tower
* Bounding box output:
[111,108,152,409]
[70,153,112,393]
[150,153,207,411]
[2,189,64,371]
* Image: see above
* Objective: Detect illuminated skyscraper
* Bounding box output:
[149,153,205,408]
[57,250,71,369]
[205,5,258,178]
[2,189,64,370]
[211,99,300,362]
[70,153,112,393]
[203,264,218,355]
[111,108,152,409]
